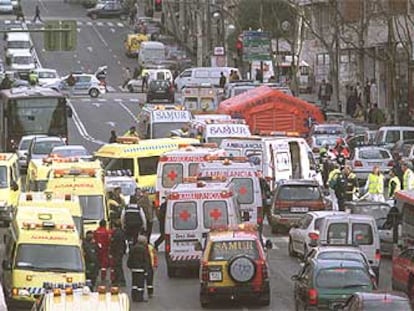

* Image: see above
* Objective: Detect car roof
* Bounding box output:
[307,211,346,218]
[344,200,391,207]
[34,68,57,73]
[21,134,47,141]
[11,50,32,56]
[323,214,375,222]
[51,145,86,151]
[278,179,320,186]
[33,136,64,142]
[354,291,409,301]
[313,259,367,269]
[316,245,364,253]
[354,146,389,151]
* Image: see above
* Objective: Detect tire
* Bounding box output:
[288,237,295,257]
[228,255,256,283]
[259,287,271,306]
[89,88,99,98]
[128,85,134,93]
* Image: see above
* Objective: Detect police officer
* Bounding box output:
[364,165,385,202]
[127,235,149,302]
[402,161,414,190]
[83,230,100,287]
[121,200,146,245]
[343,165,359,202]
[110,220,126,286]
[388,168,401,200]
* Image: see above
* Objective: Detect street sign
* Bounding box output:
[213,46,225,56]
[242,30,272,61]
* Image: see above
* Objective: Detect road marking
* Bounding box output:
[97,22,103,27]
[97,98,106,102]
[107,22,114,27]
[117,22,124,27]
[117,101,139,124]
[91,24,108,48]
[77,21,83,26]
[106,86,116,93]
[106,121,117,127]
[86,21,92,26]
[91,102,101,107]
[114,98,122,102]
[81,98,91,102]
[4,20,10,24]
[86,46,93,52]
[129,98,140,102]
[77,28,81,33]
[110,28,115,33]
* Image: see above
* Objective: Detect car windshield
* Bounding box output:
[106,181,135,196]
[33,141,64,154]
[13,56,32,65]
[359,149,390,159]
[15,244,83,272]
[153,122,188,139]
[38,71,57,79]
[314,126,344,135]
[0,166,7,189]
[51,148,89,158]
[19,138,33,150]
[7,41,31,49]
[278,185,321,201]
[316,267,372,289]
[361,299,411,310]
[315,136,338,147]
[209,240,259,261]
[79,195,105,220]
[349,204,391,228]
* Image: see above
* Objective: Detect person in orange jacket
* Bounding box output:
[93,219,112,282]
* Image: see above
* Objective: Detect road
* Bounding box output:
[1,1,393,310]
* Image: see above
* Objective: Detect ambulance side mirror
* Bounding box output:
[2,260,11,271]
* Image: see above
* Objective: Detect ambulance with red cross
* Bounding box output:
[197,158,263,226]
[164,177,242,277]
[155,143,227,206]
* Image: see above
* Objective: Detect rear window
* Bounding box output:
[173,201,197,230]
[278,185,321,201]
[314,218,324,230]
[33,141,64,154]
[203,200,228,228]
[359,149,390,159]
[317,251,366,263]
[316,268,371,289]
[138,156,159,176]
[362,299,411,311]
[103,158,134,174]
[385,130,400,144]
[161,163,183,188]
[352,223,373,245]
[232,178,254,204]
[327,223,348,244]
[403,131,414,140]
[209,240,259,261]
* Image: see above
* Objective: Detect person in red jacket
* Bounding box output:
[331,138,350,166]
[94,219,112,282]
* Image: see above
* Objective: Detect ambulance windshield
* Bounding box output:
[0,166,7,188]
[79,195,105,220]
[153,122,188,139]
[16,244,83,272]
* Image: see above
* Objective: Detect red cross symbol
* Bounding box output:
[239,186,248,195]
[209,208,222,221]
[167,170,178,181]
[179,210,191,221]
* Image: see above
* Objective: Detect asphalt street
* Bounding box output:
[1,1,393,310]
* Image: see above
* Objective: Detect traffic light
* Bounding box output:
[155,0,162,12]
[61,20,77,51]
[44,21,60,51]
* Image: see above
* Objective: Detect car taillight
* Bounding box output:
[201,261,209,282]
[354,160,363,167]
[308,288,318,305]
[375,249,381,261]
[312,147,319,153]
[257,206,263,225]
[387,160,394,167]
[257,260,268,280]
[165,234,171,253]
[308,232,319,241]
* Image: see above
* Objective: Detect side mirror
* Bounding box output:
[194,241,203,252]
[2,260,11,271]
[242,211,250,222]
[11,181,18,191]
[265,239,273,250]
[291,274,299,281]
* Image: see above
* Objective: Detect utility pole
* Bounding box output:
[196,0,204,66]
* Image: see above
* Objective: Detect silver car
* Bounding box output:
[17,134,47,172]
[348,146,394,183]
[44,73,106,98]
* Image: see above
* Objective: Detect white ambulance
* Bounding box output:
[220,133,322,189]
[164,177,242,277]
[197,158,263,226]
[155,143,226,206]
[181,83,220,112]
[137,104,192,139]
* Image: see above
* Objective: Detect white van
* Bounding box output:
[164,179,242,277]
[5,32,32,62]
[137,41,166,67]
[10,49,35,73]
[316,214,381,278]
[374,126,414,149]
[174,67,240,90]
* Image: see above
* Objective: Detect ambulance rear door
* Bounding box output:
[265,140,292,188]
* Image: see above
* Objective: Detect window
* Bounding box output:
[33,141,64,154]
[385,130,400,144]
[277,185,321,201]
[316,268,371,289]
[103,158,134,174]
[314,218,324,231]
[79,195,105,220]
[352,223,373,245]
[77,76,91,83]
[0,166,7,189]
[180,70,192,78]
[188,163,198,176]
[374,130,384,144]
[327,223,348,244]
[403,131,414,140]
[203,200,228,228]
[232,178,254,204]
[173,201,197,230]
[162,163,183,188]
[194,70,209,78]
[358,149,391,160]
[208,240,259,261]
[138,156,159,176]
[300,214,313,229]
[362,300,411,311]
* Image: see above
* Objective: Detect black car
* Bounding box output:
[86,1,128,20]
[146,80,174,103]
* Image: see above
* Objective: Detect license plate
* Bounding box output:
[209,271,222,281]
[368,162,381,166]
[290,207,308,213]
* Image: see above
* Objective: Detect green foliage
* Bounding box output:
[44,20,77,52]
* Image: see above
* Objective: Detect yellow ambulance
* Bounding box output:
[2,207,85,307]
[0,153,21,226]
[95,136,199,200]
[19,192,84,238]
[46,166,107,232]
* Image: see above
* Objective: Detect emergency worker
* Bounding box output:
[331,138,350,166]
[125,126,139,137]
[133,189,154,243]
[110,220,126,286]
[121,200,146,245]
[402,161,414,190]
[343,165,359,201]
[83,230,100,287]
[388,168,401,199]
[127,235,149,302]
[146,242,158,298]
[154,196,166,250]
[258,171,271,223]
[28,70,38,86]
[177,124,190,138]
[364,166,385,202]
[93,220,112,281]
[328,164,346,211]
[108,187,125,228]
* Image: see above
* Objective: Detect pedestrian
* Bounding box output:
[258,171,271,223]
[16,3,25,22]
[370,78,378,106]
[93,219,112,282]
[136,189,154,243]
[331,138,350,166]
[129,5,137,26]
[343,165,359,202]
[142,72,149,93]
[353,103,365,121]
[365,79,371,107]
[355,82,362,103]
[388,168,401,200]
[318,79,333,109]
[346,86,358,117]
[154,196,166,250]
[66,73,76,97]
[402,161,414,190]
[110,220,126,286]
[392,154,404,185]
[364,166,385,202]
[33,5,42,23]
[219,72,226,88]
[83,230,100,288]
[127,235,149,302]
[121,200,146,245]
[109,130,117,143]
[133,66,141,80]
[368,104,385,125]
[122,67,132,89]
[255,68,263,82]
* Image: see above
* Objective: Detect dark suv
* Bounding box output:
[146,80,174,103]
[270,179,332,233]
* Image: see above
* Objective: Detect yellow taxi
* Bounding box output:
[31,285,130,311]
[19,192,84,237]
[124,33,148,57]
[0,153,21,226]
[95,136,199,201]
[2,207,85,308]
[199,224,272,308]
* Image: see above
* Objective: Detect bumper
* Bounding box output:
[166,254,200,270]
[270,214,302,229]
[200,282,269,301]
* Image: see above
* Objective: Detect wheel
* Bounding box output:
[200,295,210,308]
[228,255,256,283]
[259,287,271,306]
[90,13,97,20]
[288,237,295,257]
[167,265,176,278]
[128,85,134,93]
[89,88,99,98]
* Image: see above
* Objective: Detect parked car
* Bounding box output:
[308,123,347,138]
[0,0,13,14]
[44,73,106,98]
[26,136,66,167]
[338,291,411,310]
[31,68,60,86]
[390,139,414,160]
[86,1,128,20]
[17,134,47,173]
[146,79,174,103]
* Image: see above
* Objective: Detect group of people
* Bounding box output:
[84,187,165,302]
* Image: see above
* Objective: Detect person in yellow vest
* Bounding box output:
[402,161,414,190]
[388,168,401,200]
[364,165,385,202]
[343,165,359,201]
[327,163,342,210]
[124,126,139,137]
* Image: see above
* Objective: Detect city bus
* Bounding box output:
[0,87,71,152]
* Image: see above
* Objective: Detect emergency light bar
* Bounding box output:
[22,221,75,230]
[210,223,258,232]
[116,136,140,144]
[259,130,300,137]
[0,154,11,161]
[204,155,247,162]
[54,168,97,178]
[106,169,133,177]
[183,176,227,183]
[178,143,217,149]
[153,104,185,110]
